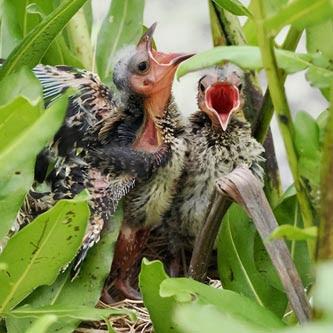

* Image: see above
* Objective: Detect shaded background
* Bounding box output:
[93,0,328,188]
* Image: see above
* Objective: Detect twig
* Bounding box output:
[216,166,311,324]
[188,190,231,281]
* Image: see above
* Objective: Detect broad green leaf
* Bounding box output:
[314,261,333,316]
[96,0,145,82]
[294,112,320,159]
[161,278,284,329]
[6,205,122,333]
[212,0,252,17]
[0,0,88,80]
[174,303,262,333]
[270,225,317,241]
[0,67,42,105]
[176,46,333,89]
[306,20,333,61]
[0,193,89,312]
[139,259,181,333]
[0,95,67,242]
[24,315,57,333]
[5,305,132,321]
[218,205,287,317]
[264,0,333,36]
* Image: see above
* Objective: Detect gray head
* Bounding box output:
[113,23,194,98]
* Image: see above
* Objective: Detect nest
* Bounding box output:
[75,227,221,333]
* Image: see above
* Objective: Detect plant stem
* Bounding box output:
[66,8,93,70]
[253,0,315,258]
[253,26,302,143]
[317,83,333,260]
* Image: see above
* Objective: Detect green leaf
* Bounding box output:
[139,259,181,333]
[6,205,123,333]
[317,110,329,145]
[0,67,42,106]
[0,193,89,312]
[306,20,333,61]
[0,95,67,242]
[96,0,145,82]
[176,45,333,89]
[0,0,88,80]
[218,205,287,317]
[314,261,333,316]
[270,225,317,241]
[6,305,132,321]
[264,0,333,36]
[174,303,261,333]
[294,112,320,158]
[212,0,252,17]
[161,278,284,329]
[24,315,57,333]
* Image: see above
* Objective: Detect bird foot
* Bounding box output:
[114,278,142,300]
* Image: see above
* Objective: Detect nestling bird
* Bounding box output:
[99,25,192,300]
[165,64,265,267]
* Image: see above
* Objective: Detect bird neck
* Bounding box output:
[133,88,173,153]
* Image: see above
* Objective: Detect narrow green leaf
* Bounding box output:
[96,0,145,82]
[0,0,88,80]
[264,0,333,36]
[270,225,318,241]
[176,45,333,89]
[0,194,90,312]
[212,0,252,17]
[218,205,287,317]
[6,305,132,321]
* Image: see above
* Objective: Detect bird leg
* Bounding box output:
[108,224,151,300]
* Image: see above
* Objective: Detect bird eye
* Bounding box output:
[137,61,149,73]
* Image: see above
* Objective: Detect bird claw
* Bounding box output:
[114,278,142,300]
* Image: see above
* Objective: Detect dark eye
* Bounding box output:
[137,61,149,73]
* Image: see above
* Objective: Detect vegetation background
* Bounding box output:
[0,0,333,332]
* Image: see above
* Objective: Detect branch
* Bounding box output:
[253,0,315,258]
[216,167,311,323]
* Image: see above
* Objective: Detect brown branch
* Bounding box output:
[188,190,231,281]
[216,166,311,323]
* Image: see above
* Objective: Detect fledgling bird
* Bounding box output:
[97,27,192,300]
[165,64,265,266]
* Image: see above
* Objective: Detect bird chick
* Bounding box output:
[104,25,191,300]
[165,64,265,267]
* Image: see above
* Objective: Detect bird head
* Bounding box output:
[113,23,193,97]
[197,64,244,131]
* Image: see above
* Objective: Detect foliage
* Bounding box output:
[0,0,333,332]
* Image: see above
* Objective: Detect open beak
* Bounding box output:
[205,83,240,131]
[137,23,194,83]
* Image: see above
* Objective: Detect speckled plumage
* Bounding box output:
[165,66,265,254]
